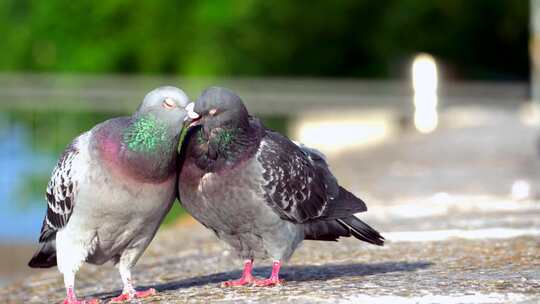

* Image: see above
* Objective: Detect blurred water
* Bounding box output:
[0,119,55,243]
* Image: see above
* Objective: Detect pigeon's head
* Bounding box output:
[186,87,249,133]
[136,86,194,129]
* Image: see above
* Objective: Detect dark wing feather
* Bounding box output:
[38,140,80,242]
[258,131,351,223]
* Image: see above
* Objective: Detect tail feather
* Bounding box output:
[322,187,367,220]
[304,220,350,241]
[303,216,384,246]
[304,184,384,245]
[28,241,57,268]
[338,216,385,246]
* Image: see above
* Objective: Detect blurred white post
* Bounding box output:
[524,0,540,126]
[412,53,439,133]
[532,0,540,104]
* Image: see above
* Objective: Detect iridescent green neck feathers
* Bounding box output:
[123,114,170,153]
[198,128,237,152]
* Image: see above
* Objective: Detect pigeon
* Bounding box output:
[178,87,384,287]
[28,86,194,304]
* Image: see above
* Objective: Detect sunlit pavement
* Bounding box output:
[2,106,539,304]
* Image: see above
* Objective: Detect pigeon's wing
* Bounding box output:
[258,131,363,223]
[292,142,340,197]
[38,135,85,242]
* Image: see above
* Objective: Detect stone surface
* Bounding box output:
[3,223,538,304]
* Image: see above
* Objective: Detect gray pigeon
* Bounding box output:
[178,87,384,287]
[28,86,193,304]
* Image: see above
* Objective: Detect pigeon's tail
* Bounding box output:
[322,187,367,220]
[304,216,384,246]
[304,220,351,241]
[28,241,57,268]
[304,185,384,245]
[338,216,385,246]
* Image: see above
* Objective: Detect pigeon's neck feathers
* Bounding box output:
[92,116,179,183]
[190,118,263,172]
[201,127,239,151]
[211,124,257,156]
[123,113,169,153]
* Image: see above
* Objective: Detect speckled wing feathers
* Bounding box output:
[38,139,80,242]
[258,131,335,223]
[295,142,340,199]
[258,130,370,225]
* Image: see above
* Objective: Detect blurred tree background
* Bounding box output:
[0,0,529,80]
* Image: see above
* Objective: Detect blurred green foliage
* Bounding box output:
[0,0,529,80]
[163,202,186,226]
[8,109,121,154]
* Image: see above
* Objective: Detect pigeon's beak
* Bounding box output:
[184,102,201,127]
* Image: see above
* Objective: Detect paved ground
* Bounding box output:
[2,106,539,303]
[4,224,538,304]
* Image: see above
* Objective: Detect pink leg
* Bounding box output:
[110,265,157,303]
[63,287,100,304]
[254,260,285,287]
[221,259,255,287]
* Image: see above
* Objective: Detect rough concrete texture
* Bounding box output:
[3,106,539,303]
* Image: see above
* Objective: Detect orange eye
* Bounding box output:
[209,108,218,116]
[162,98,176,109]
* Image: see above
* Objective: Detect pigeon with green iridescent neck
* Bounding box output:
[28,86,195,304]
[178,87,384,288]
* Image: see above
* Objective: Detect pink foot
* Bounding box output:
[63,287,100,304]
[254,260,284,287]
[254,277,285,287]
[109,293,130,303]
[220,259,255,288]
[220,275,255,287]
[109,288,156,303]
[62,298,100,304]
[134,288,157,298]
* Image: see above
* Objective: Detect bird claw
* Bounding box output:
[62,298,100,304]
[134,288,157,298]
[109,293,130,303]
[220,276,255,287]
[253,278,285,287]
[109,288,157,303]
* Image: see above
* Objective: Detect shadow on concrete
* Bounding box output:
[93,261,431,300]
[126,261,428,296]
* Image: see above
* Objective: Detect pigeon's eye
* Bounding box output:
[209,108,218,116]
[162,98,176,110]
